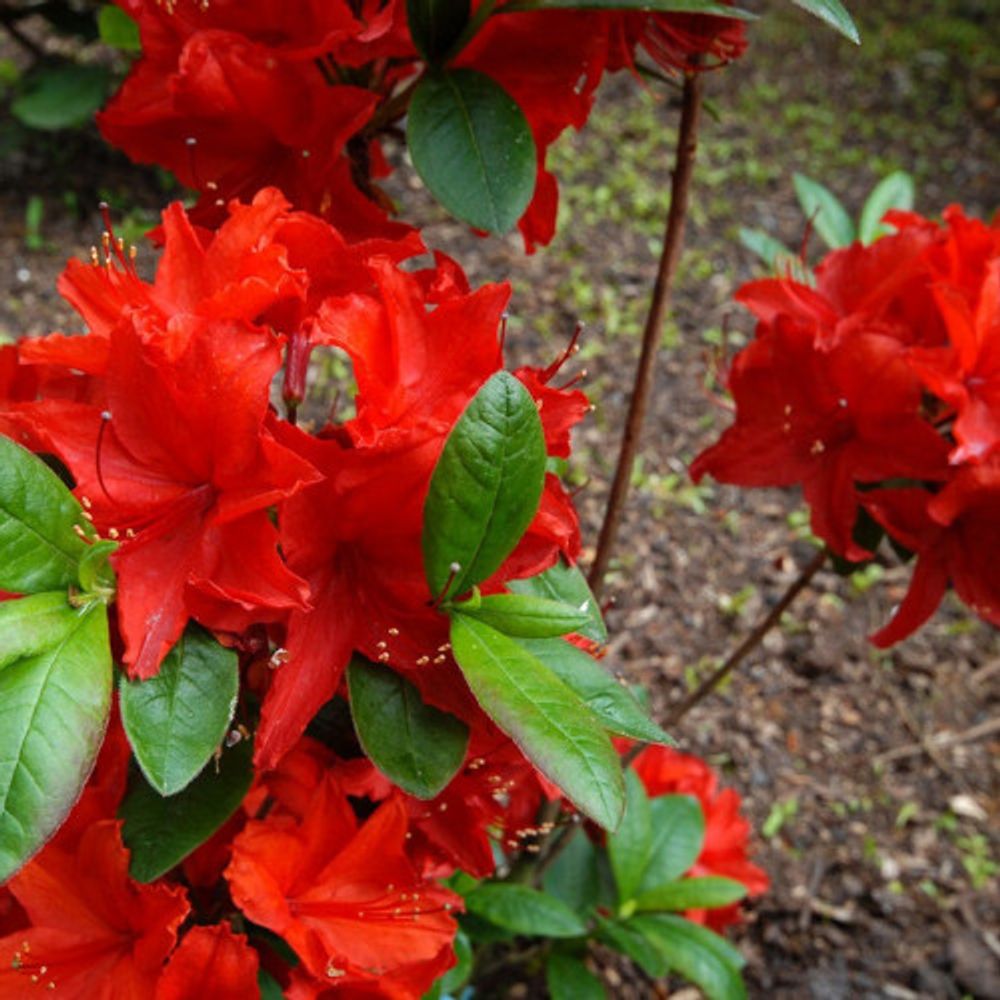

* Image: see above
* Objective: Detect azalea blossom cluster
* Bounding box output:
[692,207,1000,643]
[0,187,766,996]
[98,0,747,250]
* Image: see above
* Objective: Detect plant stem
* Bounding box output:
[663,545,829,728]
[588,71,704,597]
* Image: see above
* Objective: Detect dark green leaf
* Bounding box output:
[793,173,855,249]
[630,914,747,1000]
[0,601,112,881]
[546,953,606,1000]
[637,876,748,912]
[347,655,469,799]
[439,930,473,993]
[786,0,859,43]
[459,911,516,943]
[258,970,284,1000]
[609,770,652,904]
[457,593,590,637]
[98,5,141,51]
[543,831,601,915]
[119,624,239,796]
[517,638,672,745]
[11,62,112,131]
[120,740,253,882]
[509,559,607,644]
[423,370,546,601]
[595,915,668,978]
[465,883,587,937]
[639,795,705,893]
[858,171,914,244]
[451,614,625,830]
[407,0,469,62]
[0,434,90,593]
[408,70,536,234]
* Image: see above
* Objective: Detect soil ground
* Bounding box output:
[1,2,998,997]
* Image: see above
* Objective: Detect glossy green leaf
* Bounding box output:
[793,173,855,249]
[347,655,469,799]
[407,0,469,61]
[595,915,668,978]
[543,831,601,915]
[451,614,625,830]
[0,591,81,669]
[98,4,141,51]
[0,601,112,881]
[11,62,112,131]
[639,794,705,893]
[637,876,748,912]
[630,914,747,1000]
[0,434,89,593]
[546,953,606,1000]
[786,0,859,44]
[408,70,536,234]
[465,883,587,937]
[120,739,253,883]
[610,770,653,904]
[119,624,239,796]
[423,370,546,601]
[517,637,672,745]
[457,593,590,637]
[858,171,915,244]
[509,559,607,644]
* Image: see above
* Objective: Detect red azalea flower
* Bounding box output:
[0,821,189,999]
[227,780,460,998]
[631,746,768,931]
[156,925,259,1000]
[863,461,1000,645]
[256,259,584,766]
[690,315,949,560]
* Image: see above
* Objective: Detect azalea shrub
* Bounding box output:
[2,1,995,999]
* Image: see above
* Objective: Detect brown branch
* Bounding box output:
[588,71,704,597]
[664,545,829,727]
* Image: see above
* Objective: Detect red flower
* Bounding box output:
[863,460,1000,645]
[0,821,189,999]
[632,746,768,931]
[156,925,259,1000]
[227,778,460,998]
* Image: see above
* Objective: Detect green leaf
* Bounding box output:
[439,930,473,993]
[120,739,253,883]
[543,831,601,915]
[11,62,112,131]
[423,370,546,601]
[786,0,860,44]
[595,915,668,978]
[119,624,239,796]
[407,0,470,62]
[450,614,625,830]
[0,591,82,669]
[77,539,117,598]
[98,4,141,51]
[516,638,672,745]
[258,970,284,1000]
[858,171,915,244]
[0,435,89,593]
[639,795,705,893]
[347,655,469,799]
[609,770,652,904]
[0,601,112,881]
[509,559,607,644]
[637,876,748,912]
[793,173,856,249]
[630,914,747,1000]
[737,227,795,270]
[408,69,536,235]
[456,593,590,637]
[465,883,587,937]
[546,953,606,1000]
